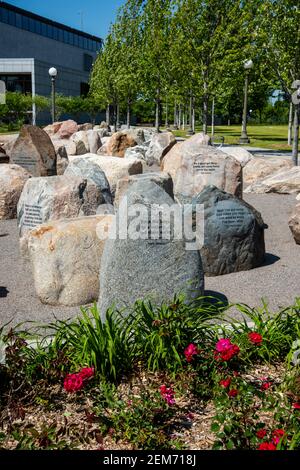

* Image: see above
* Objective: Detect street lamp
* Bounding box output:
[239,59,254,145]
[48,67,58,124]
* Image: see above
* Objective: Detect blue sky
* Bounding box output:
[5,0,125,38]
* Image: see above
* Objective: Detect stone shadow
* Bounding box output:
[0,287,9,298]
[262,253,280,267]
[204,290,229,306]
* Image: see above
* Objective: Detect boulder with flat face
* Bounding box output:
[58,120,78,139]
[26,215,113,306]
[98,179,204,318]
[221,146,253,168]
[192,185,266,276]
[243,157,293,185]
[76,154,143,197]
[289,204,300,245]
[245,167,300,194]
[115,172,174,205]
[162,136,242,202]
[145,131,176,165]
[65,158,113,205]
[0,164,31,219]
[99,131,138,157]
[11,125,57,177]
[44,122,63,136]
[17,175,103,239]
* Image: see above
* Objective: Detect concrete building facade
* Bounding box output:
[0,1,102,123]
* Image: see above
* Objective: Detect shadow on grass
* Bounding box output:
[204,290,229,306]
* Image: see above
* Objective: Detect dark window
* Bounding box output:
[53,27,59,40]
[83,54,93,72]
[0,74,32,94]
[0,7,9,23]
[8,11,16,26]
[80,82,90,96]
[74,34,79,47]
[22,15,29,30]
[41,22,47,36]
[83,37,88,50]
[29,18,36,33]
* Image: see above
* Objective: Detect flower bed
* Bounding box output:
[0,296,300,450]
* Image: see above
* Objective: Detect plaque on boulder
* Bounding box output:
[190,185,266,276]
[11,125,57,177]
[162,133,242,202]
[98,179,204,319]
[17,175,103,240]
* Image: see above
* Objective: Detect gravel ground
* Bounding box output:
[0,193,299,328]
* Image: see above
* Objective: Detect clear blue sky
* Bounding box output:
[5,0,125,38]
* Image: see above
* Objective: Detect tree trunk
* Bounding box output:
[178,103,181,129]
[155,89,160,132]
[106,104,110,125]
[173,99,178,129]
[192,96,195,133]
[203,82,208,135]
[211,98,215,137]
[127,99,131,129]
[116,103,120,130]
[288,102,293,146]
[165,98,169,128]
[292,104,299,166]
[182,106,185,130]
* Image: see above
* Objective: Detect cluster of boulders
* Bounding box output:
[1,119,299,314]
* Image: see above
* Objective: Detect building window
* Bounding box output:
[80,82,90,96]
[83,54,93,72]
[0,74,32,94]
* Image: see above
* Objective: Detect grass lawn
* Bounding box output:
[173,125,293,152]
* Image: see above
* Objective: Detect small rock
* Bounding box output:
[145,132,176,166]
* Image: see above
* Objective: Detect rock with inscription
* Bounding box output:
[0,164,31,220]
[55,145,69,175]
[221,147,253,168]
[244,157,293,185]
[17,175,103,240]
[26,215,113,306]
[98,180,204,318]
[192,186,266,276]
[162,137,242,202]
[58,120,78,139]
[115,172,174,206]
[245,167,300,194]
[11,125,57,177]
[289,204,300,245]
[65,158,113,205]
[78,154,143,197]
[145,132,176,166]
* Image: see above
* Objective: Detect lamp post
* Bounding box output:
[239,59,253,145]
[48,67,58,124]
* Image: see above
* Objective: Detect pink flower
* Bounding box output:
[184,343,198,363]
[293,402,300,410]
[215,339,240,362]
[220,378,231,389]
[228,389,239,398]
[64,373,84,393]
[258,442,277,451]
[260,379,272,391]
[79,367,95,380]
[248,332,263,345]
[160,385,176,406]
[256,429,267,439]
[272,429,285,445]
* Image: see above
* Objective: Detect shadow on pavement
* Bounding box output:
[262,253,281,267]
[0,286,9,298]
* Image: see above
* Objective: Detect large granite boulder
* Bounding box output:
[44,122,63,136]
[58,120,78,139]
[69,131,89,155]
[289,204,300,245]
[78,123,93,132]
[243,157,293,185]
[18,175,103,239]
[11,125,57,177]
[99,131,138,157]
[115,172,174,206]
[124,145,147,162]
[145,132,176,165]
[162,136,242,202]
[192,186,266,276]
[245,167,300,194]
[87,130,102,154]
[74,154,143,197]
[0,164,31,219]
[65,158,113,205]
[221,146,253,168]
[98,180,204,318]
[26,215,113,306]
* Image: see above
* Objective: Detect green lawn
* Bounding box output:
[173,125,293,152]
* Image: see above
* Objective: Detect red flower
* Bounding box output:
[160,385,175,406]
[215,339,240,362]
[256,429,267,439]
[258,442,277,451]
[260,381,272,391]
[293,403,300,410]
[79,367,95,380]
[184,344,198,363]
[228,389,239,398]
[220,378,231,389]
[64,373,84,393]
[248,332,263,345]
[272,429,285,445]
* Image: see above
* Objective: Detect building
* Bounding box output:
[0,1,102,124]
